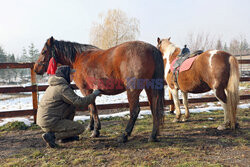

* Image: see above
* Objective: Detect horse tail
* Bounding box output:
[151,48,165,132]
[226,56,240,129]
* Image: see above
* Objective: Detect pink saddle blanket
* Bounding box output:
[170,56,197,72]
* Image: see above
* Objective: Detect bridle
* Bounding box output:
[37,42,58,68]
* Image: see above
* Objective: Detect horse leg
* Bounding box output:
[89,103,101,137]
[86,109,94,131]
[145,88,161,142]
[181,91,189,122]
[169,88,182,122]
[214,87,231,130]
[117,89,142,143]
[79,89,99,134]
[168,88,175,114]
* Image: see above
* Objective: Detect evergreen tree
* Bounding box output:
[0,46,7,81]
[216,39,223,50]
[20,47,29,62]
[0,46,7,63]
[240,39,248,54]
[28,43,39,62]
[6,54,15,62]
[223,43,228,52]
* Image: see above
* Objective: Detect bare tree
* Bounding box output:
[185,32,215,52]
[90,9,140,49]
[229,39,241,55]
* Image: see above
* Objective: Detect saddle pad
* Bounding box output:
[170,56,197,72]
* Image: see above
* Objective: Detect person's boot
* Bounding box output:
[42,132,57,148]
[59,136,79,143]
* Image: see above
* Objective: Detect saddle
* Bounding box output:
[172,45,203,88]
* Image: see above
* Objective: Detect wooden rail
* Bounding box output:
[0,60,249,123]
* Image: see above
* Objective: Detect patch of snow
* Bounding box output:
[0,103,249,127]
[0,117,31,126]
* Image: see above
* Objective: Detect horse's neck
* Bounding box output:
[163,47,180,65]
[170,48,181,63]
[55,52,74,67]
[54,40,99,67]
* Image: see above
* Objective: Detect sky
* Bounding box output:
[0,0,250,57]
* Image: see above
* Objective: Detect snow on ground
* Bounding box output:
[0,87,215,112]
[0,103,249,127]
[0,83,249,126]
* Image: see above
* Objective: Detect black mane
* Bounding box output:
[53,40,99,64]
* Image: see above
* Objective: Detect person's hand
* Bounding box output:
[92,84,102,96]
[93,84,98,90]
[93,89,102,96]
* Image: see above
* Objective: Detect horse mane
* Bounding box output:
[162,42,179,59]
[53,40,99,64]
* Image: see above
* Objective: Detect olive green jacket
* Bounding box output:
[37,76,96,128]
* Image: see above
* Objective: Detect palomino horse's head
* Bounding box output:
[34,36,56,75]
[156,37,172,52]
[156,37,177,57]
[157,37,180,66]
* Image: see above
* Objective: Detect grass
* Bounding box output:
[0,121,40,131]
[0,107,249,166]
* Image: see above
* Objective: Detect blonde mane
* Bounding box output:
[162,43,178,60]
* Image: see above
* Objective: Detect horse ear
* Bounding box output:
[168,37,171,41]
[48,36,54,46]
[157,37,161,44]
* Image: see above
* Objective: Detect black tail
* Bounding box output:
[151,48,165,131]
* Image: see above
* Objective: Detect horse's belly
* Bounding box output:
[187,81,211,93]
[101,88,126,95]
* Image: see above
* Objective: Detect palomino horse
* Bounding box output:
[157,37,239,130]
[34,37,165,142]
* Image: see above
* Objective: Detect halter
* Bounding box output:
[38,42,58,66]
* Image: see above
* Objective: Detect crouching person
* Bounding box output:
[37,65,101,148]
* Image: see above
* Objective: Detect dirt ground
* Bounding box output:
[0,106,249,167]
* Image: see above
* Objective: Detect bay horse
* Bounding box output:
[34,37,165,142]
[157,37,239,130]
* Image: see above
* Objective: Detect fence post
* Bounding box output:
[30,67,38,124]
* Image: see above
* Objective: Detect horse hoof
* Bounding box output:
[217,124,228,131]
[117,134,128,143]
[148,137,159,142]
[86,125,94,132]
[172,118,181,123]
[90,130,100,138]
[182,118,188,122]
[169,111,175,115]
[217,122,232,130]
[235,123,240,129]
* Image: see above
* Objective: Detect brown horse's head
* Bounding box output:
[34,36,55,75]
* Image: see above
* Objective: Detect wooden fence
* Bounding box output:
[0,60,250,124]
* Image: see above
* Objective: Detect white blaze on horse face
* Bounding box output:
[209,50,218,68]
[163,44,176,80]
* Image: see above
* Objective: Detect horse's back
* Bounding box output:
[108,41,163,79]
[75,41,164,89]
[177,50,233,92]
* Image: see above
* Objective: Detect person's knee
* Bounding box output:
[73,125,85,137]
[77,124,85,134]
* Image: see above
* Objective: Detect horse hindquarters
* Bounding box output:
[216,56,239,130]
